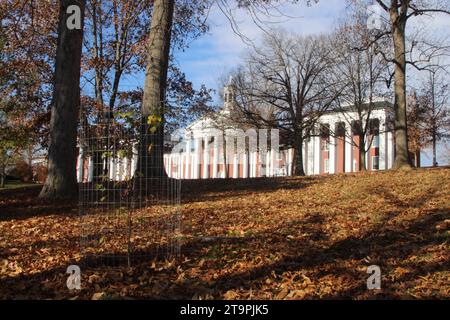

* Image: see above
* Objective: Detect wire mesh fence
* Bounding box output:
[78,121,181,267]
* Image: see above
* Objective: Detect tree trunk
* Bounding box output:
[40,0,86,199]
[0,167,5,188]
[432,132,437,167]
[293,136,305,176]
[391,13,412,170]
[359,135,366,171]
[136,0,174,180]
[91,0,106,181]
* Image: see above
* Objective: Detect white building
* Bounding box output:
[162,84,396,179]
[77,84,396,181]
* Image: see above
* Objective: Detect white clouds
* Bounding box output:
[175,1,449,101]
[176,1,347,95]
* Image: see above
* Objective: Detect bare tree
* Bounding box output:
[330,16,390,171]
[417,67,450,167]
[216,0,319,46]
[407,91,427,167]
[364,0,450,169]
[232,31,339,176]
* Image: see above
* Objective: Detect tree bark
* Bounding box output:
[40,0,86,199]
[359,135,366,171]
[136,0,174,179]
[91,0,105,181]
[0,167,5,188]
[293,136,305,176]
[391,7,412,170]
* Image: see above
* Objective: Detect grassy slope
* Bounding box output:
[0,181,41,190]
[0,168,449,299]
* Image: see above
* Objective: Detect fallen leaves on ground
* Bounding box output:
[0,168,449,299]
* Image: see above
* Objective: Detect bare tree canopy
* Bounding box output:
[231,30,339,175]
[330,9,390,171]
[416,67,450,166]
[351,0,450,170]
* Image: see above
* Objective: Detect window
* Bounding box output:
[324,159,329,173]
[352,121,362,135]
[320,124,330,152]
[323,140,330,151]
[372,156,379,170]
[336,122,346,137]
[372,135,380,148]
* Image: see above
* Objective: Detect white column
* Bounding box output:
[313,135,321,175]
[387,131,394,169]
[181,154,186,179]
[88,157,94,182]
[378,122,386,171]
[130,146,137,178]
[132,157,137,178]
[121,158,126,180]
[77,148,83,183]
[115,158,121,181]
[185,138,191,179]
[345,123,353,173]
[306,139,312,175]
[243,152,248,178]
[250,152,255,177]
[309,139,314,175]
[194,138,201,179]
[180,154,184,179]
[116,158,121,181]
[109,158,116,180]
[254,152,258,177]
[233,153,239,178]
[178,153,182,179]
[249,152,253,178]
[329,122,336,174]
[365,134,370,170]
[304,141,309,175]
[301,142,306,176]
[265,152,270,177]
[203,137,209,179]
[213,137,219,178]
[270,149,280,177]
[270,149,275,176]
